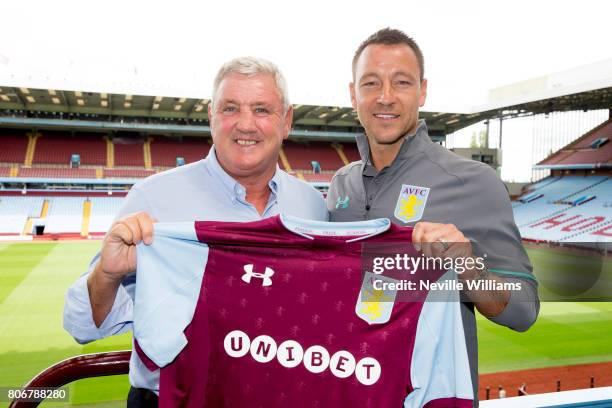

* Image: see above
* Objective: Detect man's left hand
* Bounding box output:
[412,221,472,260]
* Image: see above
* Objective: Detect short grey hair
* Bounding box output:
[211,56,290,113]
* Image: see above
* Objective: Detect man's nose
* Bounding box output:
[235,110,257,133]
[376,82,395,105]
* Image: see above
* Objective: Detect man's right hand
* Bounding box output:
[88,212,156,327]
[99,212,156,281]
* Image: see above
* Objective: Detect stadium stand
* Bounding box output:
[339,142,361,163]
[521,178,611,242]
[150,136,211,167]
[513,176,607,225]
[0,166,11,177]
[0,213,27,235]
[514,177,611,242]
[283,141,345,171]
[526,176,561,191]
[514,119,612,244]
[88,197,124,233]
[301,173,334,183]
[18,167,97,179]
[0,196,45,234]
[33,132,107,166]
[44,198,85,234]
[538,119,612,168]
[0,133,28,163]
[104,168,155,178]
[113,138,145,167]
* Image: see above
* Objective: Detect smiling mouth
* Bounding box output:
[235,139,258,146]
[373,113,400,120]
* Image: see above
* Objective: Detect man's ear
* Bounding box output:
[349,82,357,110]
[418,78,428,107]
[283,105,294,140]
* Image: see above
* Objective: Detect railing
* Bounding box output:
[9,351,130,408]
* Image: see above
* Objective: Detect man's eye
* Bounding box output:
[254,107,270,114]
[396,80,412,86]
[223,106,237,113]
[362,81,377,87]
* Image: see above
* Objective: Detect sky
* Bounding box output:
[1,0,611,112]
[0,0,610,181]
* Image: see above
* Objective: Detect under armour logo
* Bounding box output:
[242,264,274,287]
[336,196,350,209]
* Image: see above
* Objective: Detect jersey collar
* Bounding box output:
[279,214,391,242]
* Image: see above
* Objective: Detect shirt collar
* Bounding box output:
[357,119,430,175]
[204,145,281,200]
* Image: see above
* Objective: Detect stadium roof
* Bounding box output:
[0,82,610,138]
[0,86,495,136]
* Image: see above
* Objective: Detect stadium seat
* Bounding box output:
[0,196,45,234]
[18,168,96,179]
[150,136,211,167]
[0,133,28,164]
[514,177,611,242]
[88,197,124,233]
[539,120,612,167]
[301,173,334,183]
[104,168,155,178]
[33,132,106,166]
[44,198,84,234]
[113,138,145,167]
[283,141,345,171]
[339,142,361,163]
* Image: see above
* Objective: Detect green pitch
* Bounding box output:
[0,242,130,408]
[0,242,610,406]
[477,246,612,373]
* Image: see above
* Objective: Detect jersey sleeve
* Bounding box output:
[63,184,154,343]
[403,272,474,408]
[63,256,134,343]
[470,170,540,332]
[134,222,210,367]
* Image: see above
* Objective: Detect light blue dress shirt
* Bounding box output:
[63,146,328,392]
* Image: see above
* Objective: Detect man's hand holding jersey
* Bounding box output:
[412,221,510,317]
[87,212,156,327]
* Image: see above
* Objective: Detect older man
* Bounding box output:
[327,28,539,406]
[63,57,327,406]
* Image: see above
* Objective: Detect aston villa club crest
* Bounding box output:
[355,272,398,325]
[393,184,430,223]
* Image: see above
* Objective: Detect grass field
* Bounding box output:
[0,241,611,406]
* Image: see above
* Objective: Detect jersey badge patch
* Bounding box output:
[393,184,429,223]
[355,272,398,325]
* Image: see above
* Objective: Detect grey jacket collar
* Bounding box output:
[356,119,431,174]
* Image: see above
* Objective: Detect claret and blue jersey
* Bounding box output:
[133,215,474,407]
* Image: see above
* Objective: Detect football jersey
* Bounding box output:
[134,214,474,407]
